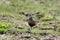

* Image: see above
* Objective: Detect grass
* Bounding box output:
[0,0,60,37]
[0,22,11,34]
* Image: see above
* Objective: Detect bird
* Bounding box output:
[28,15,36,33]
[27,14,36,32]
[28,16,36,27]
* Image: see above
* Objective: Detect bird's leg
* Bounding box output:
[28,27,32,33]
[28,27,33,33]
[29,28,31,32]
[31,27,34,29]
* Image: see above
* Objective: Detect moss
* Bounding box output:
[43,14,53,19]
[0,22,11,34]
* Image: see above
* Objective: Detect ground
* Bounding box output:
[0,0,60,40]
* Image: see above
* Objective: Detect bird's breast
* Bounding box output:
[28,21,36,27]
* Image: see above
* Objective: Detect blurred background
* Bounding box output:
[0,0,60,40]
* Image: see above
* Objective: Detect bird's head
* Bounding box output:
[29,15,34,22]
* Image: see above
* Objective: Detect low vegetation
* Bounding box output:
[0,0,60,40]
